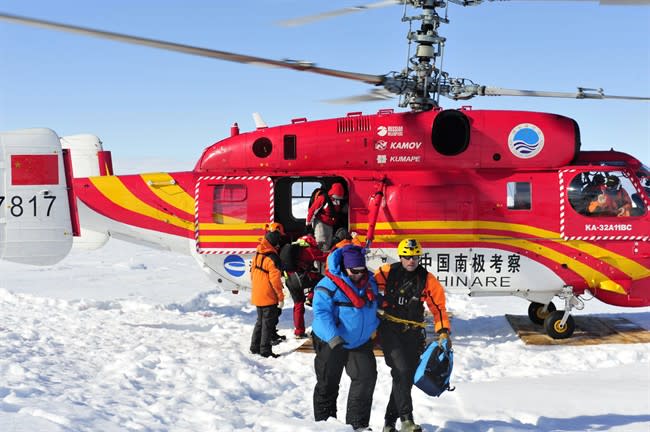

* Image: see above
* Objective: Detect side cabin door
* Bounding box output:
[561,168,649,240]
[195,176,274,254]
[273,176,348,242]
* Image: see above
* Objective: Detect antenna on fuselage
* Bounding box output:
[252,112,268,129]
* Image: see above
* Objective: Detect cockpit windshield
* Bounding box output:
[568,169,647,217]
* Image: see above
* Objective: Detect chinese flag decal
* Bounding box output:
[11,154,59,185]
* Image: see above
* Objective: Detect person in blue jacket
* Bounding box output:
[311,245,380,431]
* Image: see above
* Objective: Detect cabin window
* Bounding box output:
[212,184,247,223]
[567,171,646,217]
[284,135,297,160]
[291,181,321,219]
[507,182,531,210]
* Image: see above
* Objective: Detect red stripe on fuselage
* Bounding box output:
[118,174,194,221]
[74,178,194,238]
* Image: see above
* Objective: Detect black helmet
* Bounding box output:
[333,227,351,243]
[592,174,605,185]
[605,175,620,188]
[264,230,281,247]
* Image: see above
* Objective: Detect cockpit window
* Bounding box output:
[568,171,647,217]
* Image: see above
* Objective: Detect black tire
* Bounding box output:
[544,311,575,339]
[527,301,557,325]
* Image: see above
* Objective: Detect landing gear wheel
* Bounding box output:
[543,310,575,339]
[527,302,556,325]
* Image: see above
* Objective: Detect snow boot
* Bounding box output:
[271,334,286,345]
[399,419,422,432]
[382,423,397,432]
[261,351,280,358]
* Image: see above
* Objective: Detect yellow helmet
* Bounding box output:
[398,238,422,256]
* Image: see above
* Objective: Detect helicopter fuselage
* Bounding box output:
[64,107,650,308]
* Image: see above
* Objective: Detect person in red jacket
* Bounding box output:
[249,230,284,358]
[284,234,328,338]
[306,183,346,251]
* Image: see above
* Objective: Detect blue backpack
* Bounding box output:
[413,338,455,397]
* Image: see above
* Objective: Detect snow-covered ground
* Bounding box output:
[1,239,649,432]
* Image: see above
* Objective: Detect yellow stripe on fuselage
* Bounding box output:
[198,222,265,230]
[198,235,261,243]
[140,173,195,215]
[561,240,649,280]
[89,176,194,231]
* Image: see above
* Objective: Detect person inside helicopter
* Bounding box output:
[306,182,347,251]
[587,175,633,217]
[582,173,606,201]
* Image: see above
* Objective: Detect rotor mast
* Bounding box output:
[387,0,448,111]
[408,0,446,110]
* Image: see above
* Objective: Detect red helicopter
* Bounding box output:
[0,0,648,339]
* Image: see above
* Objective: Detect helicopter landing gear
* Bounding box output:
[543,285,584,339]
[544,311,576,339]
[527,301,556,325]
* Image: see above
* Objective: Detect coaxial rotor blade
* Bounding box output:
[0,12,385,86]
[452,1,650,5]
[277,0,401,27]
[280,0,650,27]
[475,86,649,100]
[322,88,396,104]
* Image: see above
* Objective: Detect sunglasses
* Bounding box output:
[348,268,367,275]
[400,256,419,261]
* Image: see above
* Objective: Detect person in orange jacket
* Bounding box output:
[374,238,451,432]
[264,222,289,345]
[306,183,346,250]
[249,230,285,358]
[587,175,633,217]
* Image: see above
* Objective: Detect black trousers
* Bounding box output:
[250,305,280,355]
[312,334,377,429]
[379,322,423,423]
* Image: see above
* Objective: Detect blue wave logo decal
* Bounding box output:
[224,255,246,277]
[508,124,544,159]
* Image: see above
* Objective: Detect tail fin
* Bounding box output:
[60,134,113,177]
[60,134,111,251]
[0,128,74,265]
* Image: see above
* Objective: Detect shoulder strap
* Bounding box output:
[253,252,268,273]
[385,262,403,291]
[415,265,428,297]
[256,251,281,272]
[324,270,374,308]
[322,189,335,209]
[315,286,335,297]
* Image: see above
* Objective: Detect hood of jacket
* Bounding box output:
[326,245,365,287]
[256,237,278,255]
